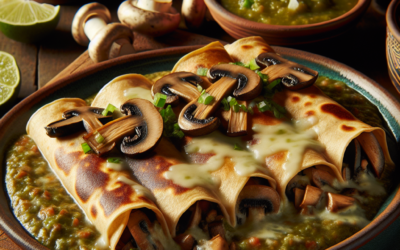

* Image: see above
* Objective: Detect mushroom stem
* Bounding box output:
[227,100,247,136]
[327,193,355,213]
[137,0,172,13]
[109,37,136,58]
[299,185,322,208]
[84,17,107,41]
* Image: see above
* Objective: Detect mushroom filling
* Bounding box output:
[236,177,280,225]
[174,201,226,250]
[343,132,385,180]
[287,167,358,214]
[116,209,165,250]
[45,107,112,137]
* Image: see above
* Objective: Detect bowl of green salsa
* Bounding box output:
[204,0,371,45]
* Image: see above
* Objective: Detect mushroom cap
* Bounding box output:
[207,64,262,100]
[299,185,322,208]
[45,106,112,137]
[256,52,318,90]
[151,72,211,105]
[178,103,220,136]
[120,98,163,155]
[71,3,111,46]
[88,23,134,63]
[356,132,385,178]
[327,193,355,213]
[118,0,180,37]
[182,0,207,30]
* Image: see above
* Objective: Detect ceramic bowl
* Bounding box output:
[204,0,371,45]
[386,0,400,94]
[0,46,400,249]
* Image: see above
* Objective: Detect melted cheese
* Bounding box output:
[117,176,156,202]
[165,120,323,190]
[123,87,153,102]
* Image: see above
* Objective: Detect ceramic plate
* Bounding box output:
[1,46,399,250]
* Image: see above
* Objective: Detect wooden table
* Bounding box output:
[0,0,399,249]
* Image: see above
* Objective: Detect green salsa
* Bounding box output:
[221,0,358,25]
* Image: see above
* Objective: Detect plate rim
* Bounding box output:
[1,45,400,250]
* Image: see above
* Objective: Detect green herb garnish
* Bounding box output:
[95,132,104,143]
[249,58,260,70]
[234,144,243,150]
[197,67,208,76]
[153,93,167,108]
[81,142,91,154]
[102,103,117,116]
[107,157,121,163]
[221,98,230,111]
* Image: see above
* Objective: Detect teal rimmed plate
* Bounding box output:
[0,46,399,249]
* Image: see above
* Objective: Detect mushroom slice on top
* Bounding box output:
[236,185,280,225]
[256,52,318,90]
[327,193,355,213]
[151,72,211,105]
[127,210,164,250]
[45,106,112,137]
[356,132,385,178]
[227,100,248,137]
[179,64,261,136]
[83,99,163,155]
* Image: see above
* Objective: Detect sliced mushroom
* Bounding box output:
[174,234,196,250]
[118,0,180,37]
[299,185,322,208]
[188,202,202,228]
[236,185,280,225]
[208,235,229,250]
[179,64,261,136]
[45,107,112,137]
[227,100,248,136]
[343,139,361,181]
[127,210,164,250]
[357,132,385,178]
[72,3,135,62]
[294,188,305,209]
[182,0,207,30]
[208,220,225,239]
[285,173,310,200]
[304,168,336,189]
[256,52,318,90]
[151,72,211,105]
[327,193,355,213]
[83,99,163,155]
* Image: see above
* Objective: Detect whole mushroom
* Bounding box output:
[72,2,135,63]
[118,0,180,37]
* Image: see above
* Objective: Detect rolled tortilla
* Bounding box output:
[27,98,170,249]
[224,36,275,64]
[225,36,393,181]
[91,74,229,236]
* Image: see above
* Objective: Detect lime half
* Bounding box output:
[0,0,60,43]
[0,51,20,115]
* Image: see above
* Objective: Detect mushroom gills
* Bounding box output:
[304,167,336,189]
[127,209,164,250]
[45,107,112,137]
[236,182,280,225]
[256,52,318,90]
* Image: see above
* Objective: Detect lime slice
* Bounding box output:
[0,51,20,115]
[0,0,60,43]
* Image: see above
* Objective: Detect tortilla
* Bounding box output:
[26,98,169,249]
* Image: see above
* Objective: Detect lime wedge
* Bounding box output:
[0,0,60,43]
[0,51,20,115]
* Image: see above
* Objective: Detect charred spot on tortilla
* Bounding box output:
[91,205,97,218]
[291,96,300,102]
[55,148,81,175]
[75,154,108,202]
[100,182,134,217]
[341,125,356,131]
[320,103,356,121]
